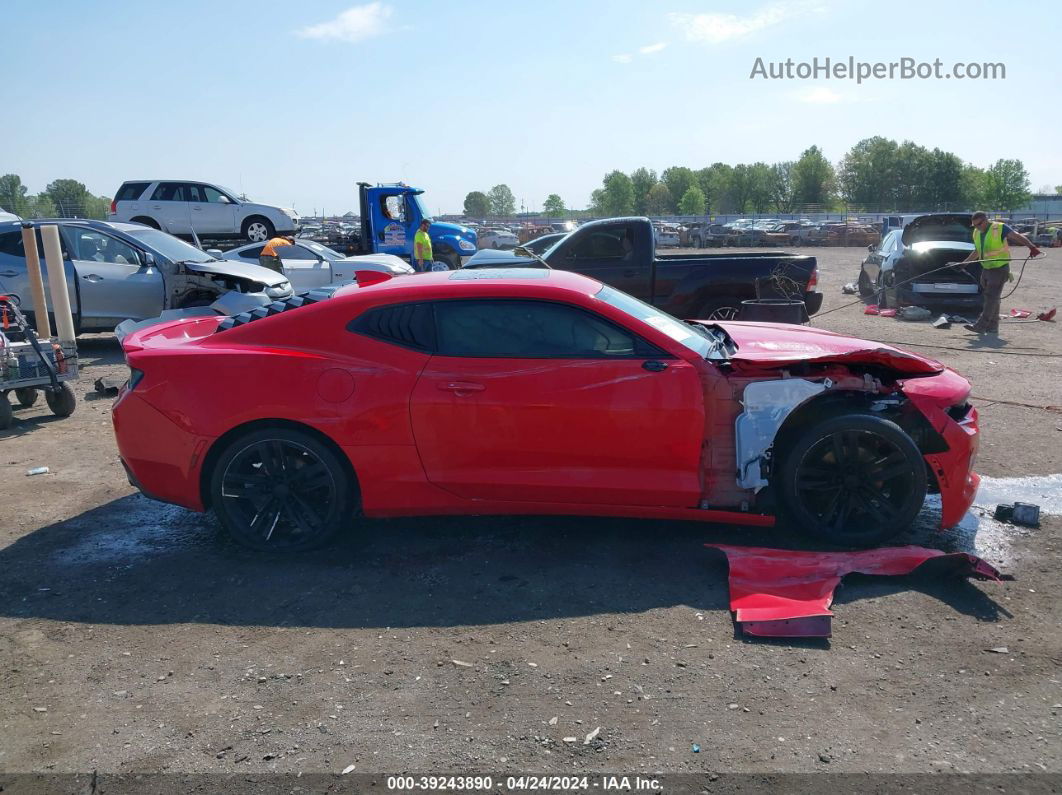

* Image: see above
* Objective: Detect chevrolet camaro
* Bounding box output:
[111,268,979,551]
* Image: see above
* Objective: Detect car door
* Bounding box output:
[148,181,190,235]
[0,228,79,326]
[551,222,651,301]
[273,243,332,291]
[409,298,705,507]
[63,227,162,322]
[187,184,237,237]
[372,193,413,259]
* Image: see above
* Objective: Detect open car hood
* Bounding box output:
[706,321,945,376]
[185,259,290,287]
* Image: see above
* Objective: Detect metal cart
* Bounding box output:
[0,296,78,429]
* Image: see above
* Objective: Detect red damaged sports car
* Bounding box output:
[112,269,979,551]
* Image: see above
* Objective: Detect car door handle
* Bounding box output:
[192,206,202,211]
[82,274,103,282]
[642,360,668,372]
[0,269,18,277]
[438,381,485,394]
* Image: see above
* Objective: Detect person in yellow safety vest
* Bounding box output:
[961,211,1040,335]
[413,218,433,271]
[259,235,295,274]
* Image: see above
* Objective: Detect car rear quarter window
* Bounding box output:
[115,182,150,202]
[0,230,25,258]
[349,302,436,352]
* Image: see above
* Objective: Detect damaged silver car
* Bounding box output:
[0,219,292,333]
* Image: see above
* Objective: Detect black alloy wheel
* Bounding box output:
[778,414,927,546]
[211,428,352,551]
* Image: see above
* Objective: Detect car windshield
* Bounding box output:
[300,240,342,259]
[218,186,243,202]
[594,285,715,359]
[125,228,217,263]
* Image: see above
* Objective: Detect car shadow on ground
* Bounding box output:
[0,494,1010,636]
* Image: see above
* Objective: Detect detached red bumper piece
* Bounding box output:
[707,544,1004,639]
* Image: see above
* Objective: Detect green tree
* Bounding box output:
[542,193,566,217]
[599,171,635,216]
[660,166,695,213]
[677,185,706,216]
[697,163,734,214]
[463,191,490,217]
[728,164,755,213]
[1056,185,1062,194]
[28,193,56,218]
[893,141,931,211]
[922,149,964,210]
[0,174,30,215]
[960,165,988,208]
[629,167,658,215]
[770,162,796,213]
[791,146,835,208]
[589,188,606,216]
[747,163,775,213]
[645,183,673,215]
[487,184,516,217]
[44,178,93,218]
[839,137,900,211]
[983,158,1031,211]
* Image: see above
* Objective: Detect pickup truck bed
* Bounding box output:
[464,217,821,319]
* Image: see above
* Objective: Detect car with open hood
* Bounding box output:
[112,268,979,553]
[858,214,980,310]
[0,219,292,333]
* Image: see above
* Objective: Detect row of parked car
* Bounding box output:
[684,219,880,248]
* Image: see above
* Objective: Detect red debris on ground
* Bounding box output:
[706,544,1004,639]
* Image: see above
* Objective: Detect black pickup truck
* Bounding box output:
[462,216,821,319]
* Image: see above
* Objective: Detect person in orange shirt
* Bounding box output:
[259,235,295,274]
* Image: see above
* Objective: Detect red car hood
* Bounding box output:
[705,321,945,376]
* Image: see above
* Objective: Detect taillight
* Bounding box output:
[807,267,818,289]
[109,199,117,215]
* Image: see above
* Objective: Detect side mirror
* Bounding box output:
[206,248,224,259]
[867,244,875,252]
[143,252,157,267]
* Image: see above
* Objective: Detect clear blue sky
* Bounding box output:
[3,0,1059,214]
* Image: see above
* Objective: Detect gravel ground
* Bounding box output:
[1,247,1060,782]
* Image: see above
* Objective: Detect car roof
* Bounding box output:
[337,267,600,301]
[0,218,147,233]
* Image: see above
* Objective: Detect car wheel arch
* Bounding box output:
[198,418,360,510]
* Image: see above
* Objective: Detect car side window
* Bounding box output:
[381,195,406,222]
[202,186,230,204]
[434,300,639,358]
[150,182,185,201]
[67,230,139,265]
[241,245,265,259]
[0,230,25,258]
[566,226,634,261]
[349,302,436,352]
[272,245,316,260]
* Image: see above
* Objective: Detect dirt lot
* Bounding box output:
[1,247,1060,782]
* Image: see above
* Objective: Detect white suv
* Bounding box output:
[109,180,300,243]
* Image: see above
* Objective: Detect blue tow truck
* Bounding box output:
[341,182,477,269]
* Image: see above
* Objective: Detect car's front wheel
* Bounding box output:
[777,413,927,546]
[210,427,354,551]
[857,269,874,296]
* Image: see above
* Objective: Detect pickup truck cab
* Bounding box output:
[465,216,822,319]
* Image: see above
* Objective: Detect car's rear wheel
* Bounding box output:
[877,271,895,308]
[130,216,160,230]
[210,427,353,551]
[698,299,743,321]
[777,413,927,546]
[243,217,275,244]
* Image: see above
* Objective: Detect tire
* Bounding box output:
[243,217,275,244]
[877,272,895,309]
[777,413,927,547]
[210,427,354,552]
[697,298,743,321]
[130,216,160,230]
[44,383,76,417]
[0,395,11,430]
[14,387,38,408]
[857,269,874,297]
